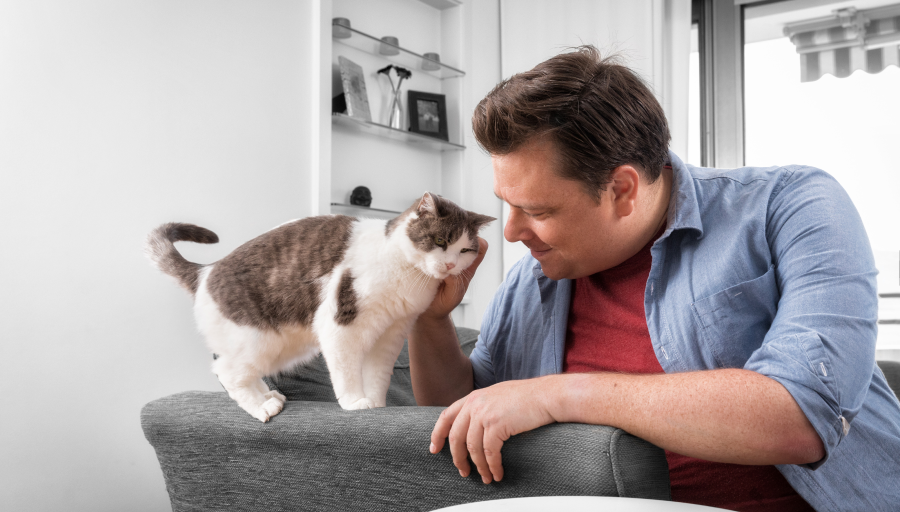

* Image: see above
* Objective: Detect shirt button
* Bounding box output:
[840,416,851,436]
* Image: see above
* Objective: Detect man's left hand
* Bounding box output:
[428,377,557,484]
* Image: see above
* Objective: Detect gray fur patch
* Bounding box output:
[207,215,357,330]
[335,270,358,326]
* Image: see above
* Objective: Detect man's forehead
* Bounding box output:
[493,173,564,210]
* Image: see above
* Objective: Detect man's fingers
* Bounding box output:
[472,237,489,267]
[430,398,465,453]
[447,409,472,477]
[466,422,492,484]
[483,432,505,482]
[462,238,489,280]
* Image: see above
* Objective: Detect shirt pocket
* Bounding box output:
[691,264,779,369]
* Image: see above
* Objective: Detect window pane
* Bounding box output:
[744,2,900,357]
[688,23,701,166]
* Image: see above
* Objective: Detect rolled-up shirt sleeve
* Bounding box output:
[470,268,509,390]
[744,166,878,469]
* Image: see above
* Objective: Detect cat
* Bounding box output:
[145,192,494,422]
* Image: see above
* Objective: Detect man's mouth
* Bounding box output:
[528,246,552,259]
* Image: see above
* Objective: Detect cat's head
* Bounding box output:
[392,192,495,280]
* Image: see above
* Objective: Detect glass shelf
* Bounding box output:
[330,202,402,220]
[330,202,401,215]
[332,113,465,151]
[333,22,465,79]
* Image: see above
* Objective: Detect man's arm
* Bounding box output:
[408,238,487,406]
[430,369,825,484]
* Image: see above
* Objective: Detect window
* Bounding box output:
[742,0,900,358]
[694,0,900,358]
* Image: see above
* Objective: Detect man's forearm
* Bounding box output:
[408,314,474,406]
[548,369,825,465]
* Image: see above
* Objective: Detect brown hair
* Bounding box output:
[472,45,670,199]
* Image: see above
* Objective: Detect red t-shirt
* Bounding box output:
[563,228,814,512]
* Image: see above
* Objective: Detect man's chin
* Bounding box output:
[535,260,567,280]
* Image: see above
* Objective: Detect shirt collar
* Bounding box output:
[665,150,704,239]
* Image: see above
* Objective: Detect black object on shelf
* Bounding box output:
[350,186,372,207]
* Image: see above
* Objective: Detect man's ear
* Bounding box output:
[610,165,640,217]
[417,192,438,216]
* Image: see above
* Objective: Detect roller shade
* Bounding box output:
[784,4,900,82]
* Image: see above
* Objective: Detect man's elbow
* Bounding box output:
[786,428,826,466]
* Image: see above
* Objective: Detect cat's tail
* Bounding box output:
[144,222,219,295]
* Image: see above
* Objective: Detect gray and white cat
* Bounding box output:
[146,192,493,422]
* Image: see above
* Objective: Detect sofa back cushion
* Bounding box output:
[264,327,480,406]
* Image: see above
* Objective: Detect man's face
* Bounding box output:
[492,138,632,280]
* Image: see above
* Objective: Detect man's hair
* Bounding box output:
[472,45,670,199]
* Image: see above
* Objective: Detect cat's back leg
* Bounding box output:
[195,272,286,422]
[212,354,285,422]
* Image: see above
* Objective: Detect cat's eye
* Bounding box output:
[460,248,473,253]
[434,236,446,246]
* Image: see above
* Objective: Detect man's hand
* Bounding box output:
[428,377,557,484]
[421,237,489,319]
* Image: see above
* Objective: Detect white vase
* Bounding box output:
[388,89,403,129]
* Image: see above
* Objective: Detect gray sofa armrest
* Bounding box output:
[878,360,900,398]
[142,391,670,512]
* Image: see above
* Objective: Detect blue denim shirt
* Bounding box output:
[470,152,900,511]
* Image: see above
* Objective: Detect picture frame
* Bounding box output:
[407,90,448,141]
[337,56,372,122]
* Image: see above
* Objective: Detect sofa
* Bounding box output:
[142,327,671,511]
[141,327,900,512]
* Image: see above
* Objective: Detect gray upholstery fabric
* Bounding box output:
[878,360,900,398]
[141,327,671,511]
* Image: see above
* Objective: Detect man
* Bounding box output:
[407,46,900,511]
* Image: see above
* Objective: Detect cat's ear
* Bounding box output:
[468,212,496,232]
[416,192,438,217]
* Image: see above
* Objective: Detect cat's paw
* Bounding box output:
[264,390,286,403]
[339,397,376,410]
[248,397,285,423]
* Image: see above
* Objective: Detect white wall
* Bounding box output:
[0,1,316,510]
[444,0,504,331]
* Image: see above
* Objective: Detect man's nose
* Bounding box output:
[504,207,530,243]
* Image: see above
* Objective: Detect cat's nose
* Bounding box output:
[445,262,456,271]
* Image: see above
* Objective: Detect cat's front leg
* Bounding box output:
[362,318,413,407]
[318,323,376,410]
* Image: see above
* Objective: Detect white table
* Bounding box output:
[431,496,728,511]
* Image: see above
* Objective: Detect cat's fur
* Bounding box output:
[145,192,493,422]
